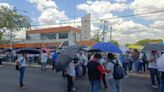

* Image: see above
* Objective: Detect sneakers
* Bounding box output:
[72,88,76,92]
[125,75,130,78]
[152,85,158,88]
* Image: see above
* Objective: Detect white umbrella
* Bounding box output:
[157,54,164,72]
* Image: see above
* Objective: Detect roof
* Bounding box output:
[0,40,96,48]
[26,26,81,34]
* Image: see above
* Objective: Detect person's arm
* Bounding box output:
[97,64,105,74]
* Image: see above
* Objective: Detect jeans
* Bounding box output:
[52,62,55,70]
[90,80,101,92]
[160,80,164,92]
[134,60,140,72]
[129,60,133,72]
[149,68,160,86]
[142,61,148,72]
[109,78,122,92]
[123,63,129,75]
[67,75,74,92]
[102,74,107,88]
[41,62,47,72]
[19,67,25,87]
[82,65,87,76]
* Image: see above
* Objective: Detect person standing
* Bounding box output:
[99,56,108,88]
[15,52,28,88]
[157,53,164,92]
[65,61,76,92]
[40,50,48,72]
[148,51,160,88]
[106,53,123,92]
[52,52,59,71]
[87,53,104,92]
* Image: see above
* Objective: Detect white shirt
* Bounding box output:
[106,60,115,79]
[66,62,76,77]
[41,53,48,63]
[148,54,158,69]
[17,57,27,67]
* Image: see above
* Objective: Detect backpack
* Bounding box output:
[111,61,125,80]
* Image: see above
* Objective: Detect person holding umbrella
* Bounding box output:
[157,53,164,92]
[65,60,76,92]
[15,52,28,88]
[148,51,160,88]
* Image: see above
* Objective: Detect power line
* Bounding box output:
[31,10,164,27]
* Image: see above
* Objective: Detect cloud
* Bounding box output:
[130,0,164,20]
[27,0,58,11]
[150,21,164,29]
[27,0,68,27]
[114,0,127,3]
[0,3,11,8]
[77,1,128,14]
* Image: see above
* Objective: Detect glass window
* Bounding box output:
[47,33,56,39]
[59,32,68,39]
[40,33,56,40]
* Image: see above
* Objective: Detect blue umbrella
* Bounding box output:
[92,42,122,53]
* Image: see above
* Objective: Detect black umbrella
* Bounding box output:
[58,47,80,58]
[55,54,73,72]
[16,48,40,54]
[142,44,164,52]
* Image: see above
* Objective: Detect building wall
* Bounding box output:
[25,31,80,46]
[80,14,91,41]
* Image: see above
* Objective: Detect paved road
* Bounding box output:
[0,65,159,92]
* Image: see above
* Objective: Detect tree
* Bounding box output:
[135,39,163,46]
[0,6,31,44]
[92,31,102,42]
[110,40,119,46]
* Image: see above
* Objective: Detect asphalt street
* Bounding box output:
[0,65,159,92]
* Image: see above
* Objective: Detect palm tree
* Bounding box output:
[0,6,31,45]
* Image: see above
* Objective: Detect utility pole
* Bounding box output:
[102,21,108,42]
[110,26,112,42]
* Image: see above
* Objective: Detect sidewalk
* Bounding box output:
[128,72,150,79]
[1,62,52,68]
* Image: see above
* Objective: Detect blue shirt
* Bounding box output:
[52,53,58,62]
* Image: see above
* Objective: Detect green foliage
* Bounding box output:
[92,31,101,42]
[0,6,31,44]
[0,32,2,44]
[110,40,119,46]
[135,39,163,46]
[0,6,31,30]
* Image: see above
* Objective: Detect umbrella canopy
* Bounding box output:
[142,44,164,52]
[55,54,73,72]
[157,54,164,72]
[128,44,143,50]
[92,42,122,53]
[16,48,40,54]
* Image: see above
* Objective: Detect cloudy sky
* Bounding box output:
[0,0,164,45]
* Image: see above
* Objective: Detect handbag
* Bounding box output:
[15,57,24,70]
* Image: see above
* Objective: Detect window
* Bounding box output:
[59,32,68,39]
[47,33,56,39]
[40,33,56,40]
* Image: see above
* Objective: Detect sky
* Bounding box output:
[0,0,164,45]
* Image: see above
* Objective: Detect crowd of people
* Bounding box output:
[1,47,163,92]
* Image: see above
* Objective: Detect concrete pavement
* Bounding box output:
[0,65,159,92]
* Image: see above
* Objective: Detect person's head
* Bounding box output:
[107,53,115,61]
[93,53,102,62]
[22,52,28,58]
[43,50,46,53]
[152,51,157,55]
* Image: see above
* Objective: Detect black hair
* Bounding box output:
[107,53,115,61]
[94,53,102,59]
